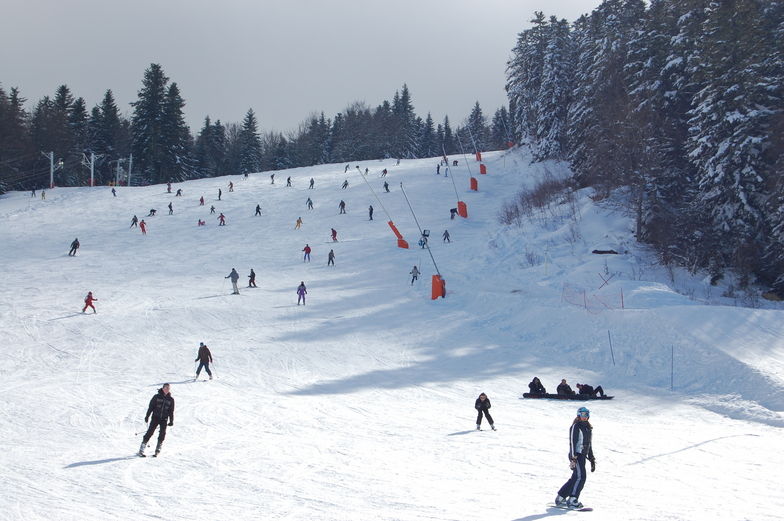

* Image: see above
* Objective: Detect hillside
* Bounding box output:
[1,148,782,521]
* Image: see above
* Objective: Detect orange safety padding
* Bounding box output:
[457,201,468,218]
[431,275,446,299]
[387,220,403,239]
[475,151,482,162]
[507,141,515,148]
[470,177,478,191]
[479,164,487,175]
[397,238,409,249]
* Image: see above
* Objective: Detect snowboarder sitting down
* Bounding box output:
[576,383,605,398]
[557,379,575,396]
[528,377,546,395]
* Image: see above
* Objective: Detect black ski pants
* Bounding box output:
[196,361,212,377]
[558,453,588,500]
[476,408,494,426]
[142,418,168,445]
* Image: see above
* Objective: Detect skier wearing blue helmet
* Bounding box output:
[554,406,596,509]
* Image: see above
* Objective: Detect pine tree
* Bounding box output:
[686,0,777,279]
[131,64,169,184]
[239,108,262,175]
[160,82,193,182]
[532,16,572,160]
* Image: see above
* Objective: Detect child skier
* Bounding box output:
[554,407,596,509]
[409,265,420,285]
[327,249,335,266]
[138,383,174,457]
[82,291,97,313]
[139,220,147,235]
[475,392,496,430]
[297,281,307,305]
[248,269,257,287]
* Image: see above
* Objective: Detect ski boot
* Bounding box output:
[554,495,566,507]
[476,424,481,431]
[153,442,162,457]
[566,497,583,509]
[138,442,147,457]
[491,424,497,431]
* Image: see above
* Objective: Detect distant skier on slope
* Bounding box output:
[194,342,213,380]
[309,178,314,189]
[255,204,262,216]
[138,383,175,457]
[409,265,420,285]
[475,392,496,431]
[368,205,374,220]
[168,202,173,215]
[297,281,307,305]
[248,269,257,287]
[82,291,97,313]
[383,181,390,193]
[554,407,596,509]
[339,200,346,214]
[306,197,314,210]
[218,213,226,226]
[303,244,311,262]
[442,230,450,243]
[139,220,147,235]
[226,268,240,295]
[331,228,338,242]
[286,176,292,187]
[327,249,335,266]
[130,215,138,228]
[68,238,80,256]
[341,179,349,189]
[295,217,303,230]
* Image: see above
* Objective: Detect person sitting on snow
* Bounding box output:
[557,379,575,396]
[576,383,605,398]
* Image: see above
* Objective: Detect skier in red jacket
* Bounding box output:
[82,291,97,313]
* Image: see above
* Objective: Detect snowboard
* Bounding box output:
[550,504,592,512]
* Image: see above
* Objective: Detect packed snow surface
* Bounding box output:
[1,148,782,521]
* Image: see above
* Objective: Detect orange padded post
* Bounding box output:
[475,151,482,162]
[431,275,446,299]
[479,164,487,175]
[470,177,478,191]
[388,221,409,248]
[457,201,468,218]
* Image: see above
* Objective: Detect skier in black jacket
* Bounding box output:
[138,383,175,457]
[555,406,596,509]
[68,238,80,256]
[475,392,496,431]
[195,342,213,380]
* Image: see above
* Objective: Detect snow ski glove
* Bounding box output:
[569,459,577,470]
[589,458,596,472]
[144,416,149,423]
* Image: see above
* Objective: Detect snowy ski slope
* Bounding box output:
[1,147,783,521]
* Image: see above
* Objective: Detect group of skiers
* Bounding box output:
[474,391,597,509]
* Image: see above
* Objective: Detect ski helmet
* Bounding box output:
[577,406,590,418]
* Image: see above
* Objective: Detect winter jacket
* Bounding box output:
[303,246,311,254]
[578,384,595,396]
[84,293,96,305]
[569,420,594,461]
[70,239,80,249]
[195,345,212,364]
[297,284,307,296]
[226,269,239,282]
[557,382,575,395]
[528,379,546,394]
[145,388,175,424]
[475,396,491,411]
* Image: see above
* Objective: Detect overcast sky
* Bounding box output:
[1,0,603,134]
